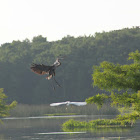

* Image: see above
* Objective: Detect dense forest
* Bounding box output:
[0,27,140,104]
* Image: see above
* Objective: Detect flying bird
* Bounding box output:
[30,56,64,88]
[50,101,87,106]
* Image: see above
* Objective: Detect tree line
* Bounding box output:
[0,27,140,104]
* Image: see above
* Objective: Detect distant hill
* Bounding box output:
[0,27,140,104]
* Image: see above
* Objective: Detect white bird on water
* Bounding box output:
[50,101,87,106]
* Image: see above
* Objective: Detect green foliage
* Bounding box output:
[63,127,129,134]
[62,118,133,130]
[128,50,140,63]
[86,93,109,109]
[89,50,140,112]
[116,112,140,122]
[32,35,47,43]
[86,91,140,112]
[84,50,140,129]
[110,92,140,111]
[92,50,140,92]
[62,111,140,130]
[0,88,17,117]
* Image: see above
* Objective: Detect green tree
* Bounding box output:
[86,50,140,126]
[0,88,17,117]
[32,35,47,43]
[92,50,140,92]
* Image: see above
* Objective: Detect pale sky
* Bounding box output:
[0,0,140,45]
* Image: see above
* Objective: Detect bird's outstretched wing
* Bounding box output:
[31,63,52,75]
[70,102,87,106]
[50,102,66,106]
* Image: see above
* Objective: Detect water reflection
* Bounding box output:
[0,115,139,140]
[36,131,86,135]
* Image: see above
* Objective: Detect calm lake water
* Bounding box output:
[0,115,140,140]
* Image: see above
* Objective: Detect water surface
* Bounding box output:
[0,115,139,140]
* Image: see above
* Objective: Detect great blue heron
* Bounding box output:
[50,101,87,106]
[30,57,64,88]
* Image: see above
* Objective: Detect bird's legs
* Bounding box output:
[53,76,62,88]
[47,73,61,89]
[51,77,55,90]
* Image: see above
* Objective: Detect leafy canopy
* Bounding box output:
[92,50,140,92]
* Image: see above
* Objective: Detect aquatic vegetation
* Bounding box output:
[62,118,134,130]
[62,111,140,130]
[62,101,140,130]
[62,123,130,133]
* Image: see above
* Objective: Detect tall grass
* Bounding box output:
[9,103,119,117]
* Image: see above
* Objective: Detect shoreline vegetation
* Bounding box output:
[62,112,140,130]
[62,126,131,134]
[9,103,119,117]
[62,51,140,130]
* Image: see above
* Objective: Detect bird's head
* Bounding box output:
[66,101,70,106]
[53,55,66,67]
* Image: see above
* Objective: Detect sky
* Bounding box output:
[0,0,140,45]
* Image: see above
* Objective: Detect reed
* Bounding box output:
[9,103,119,117]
